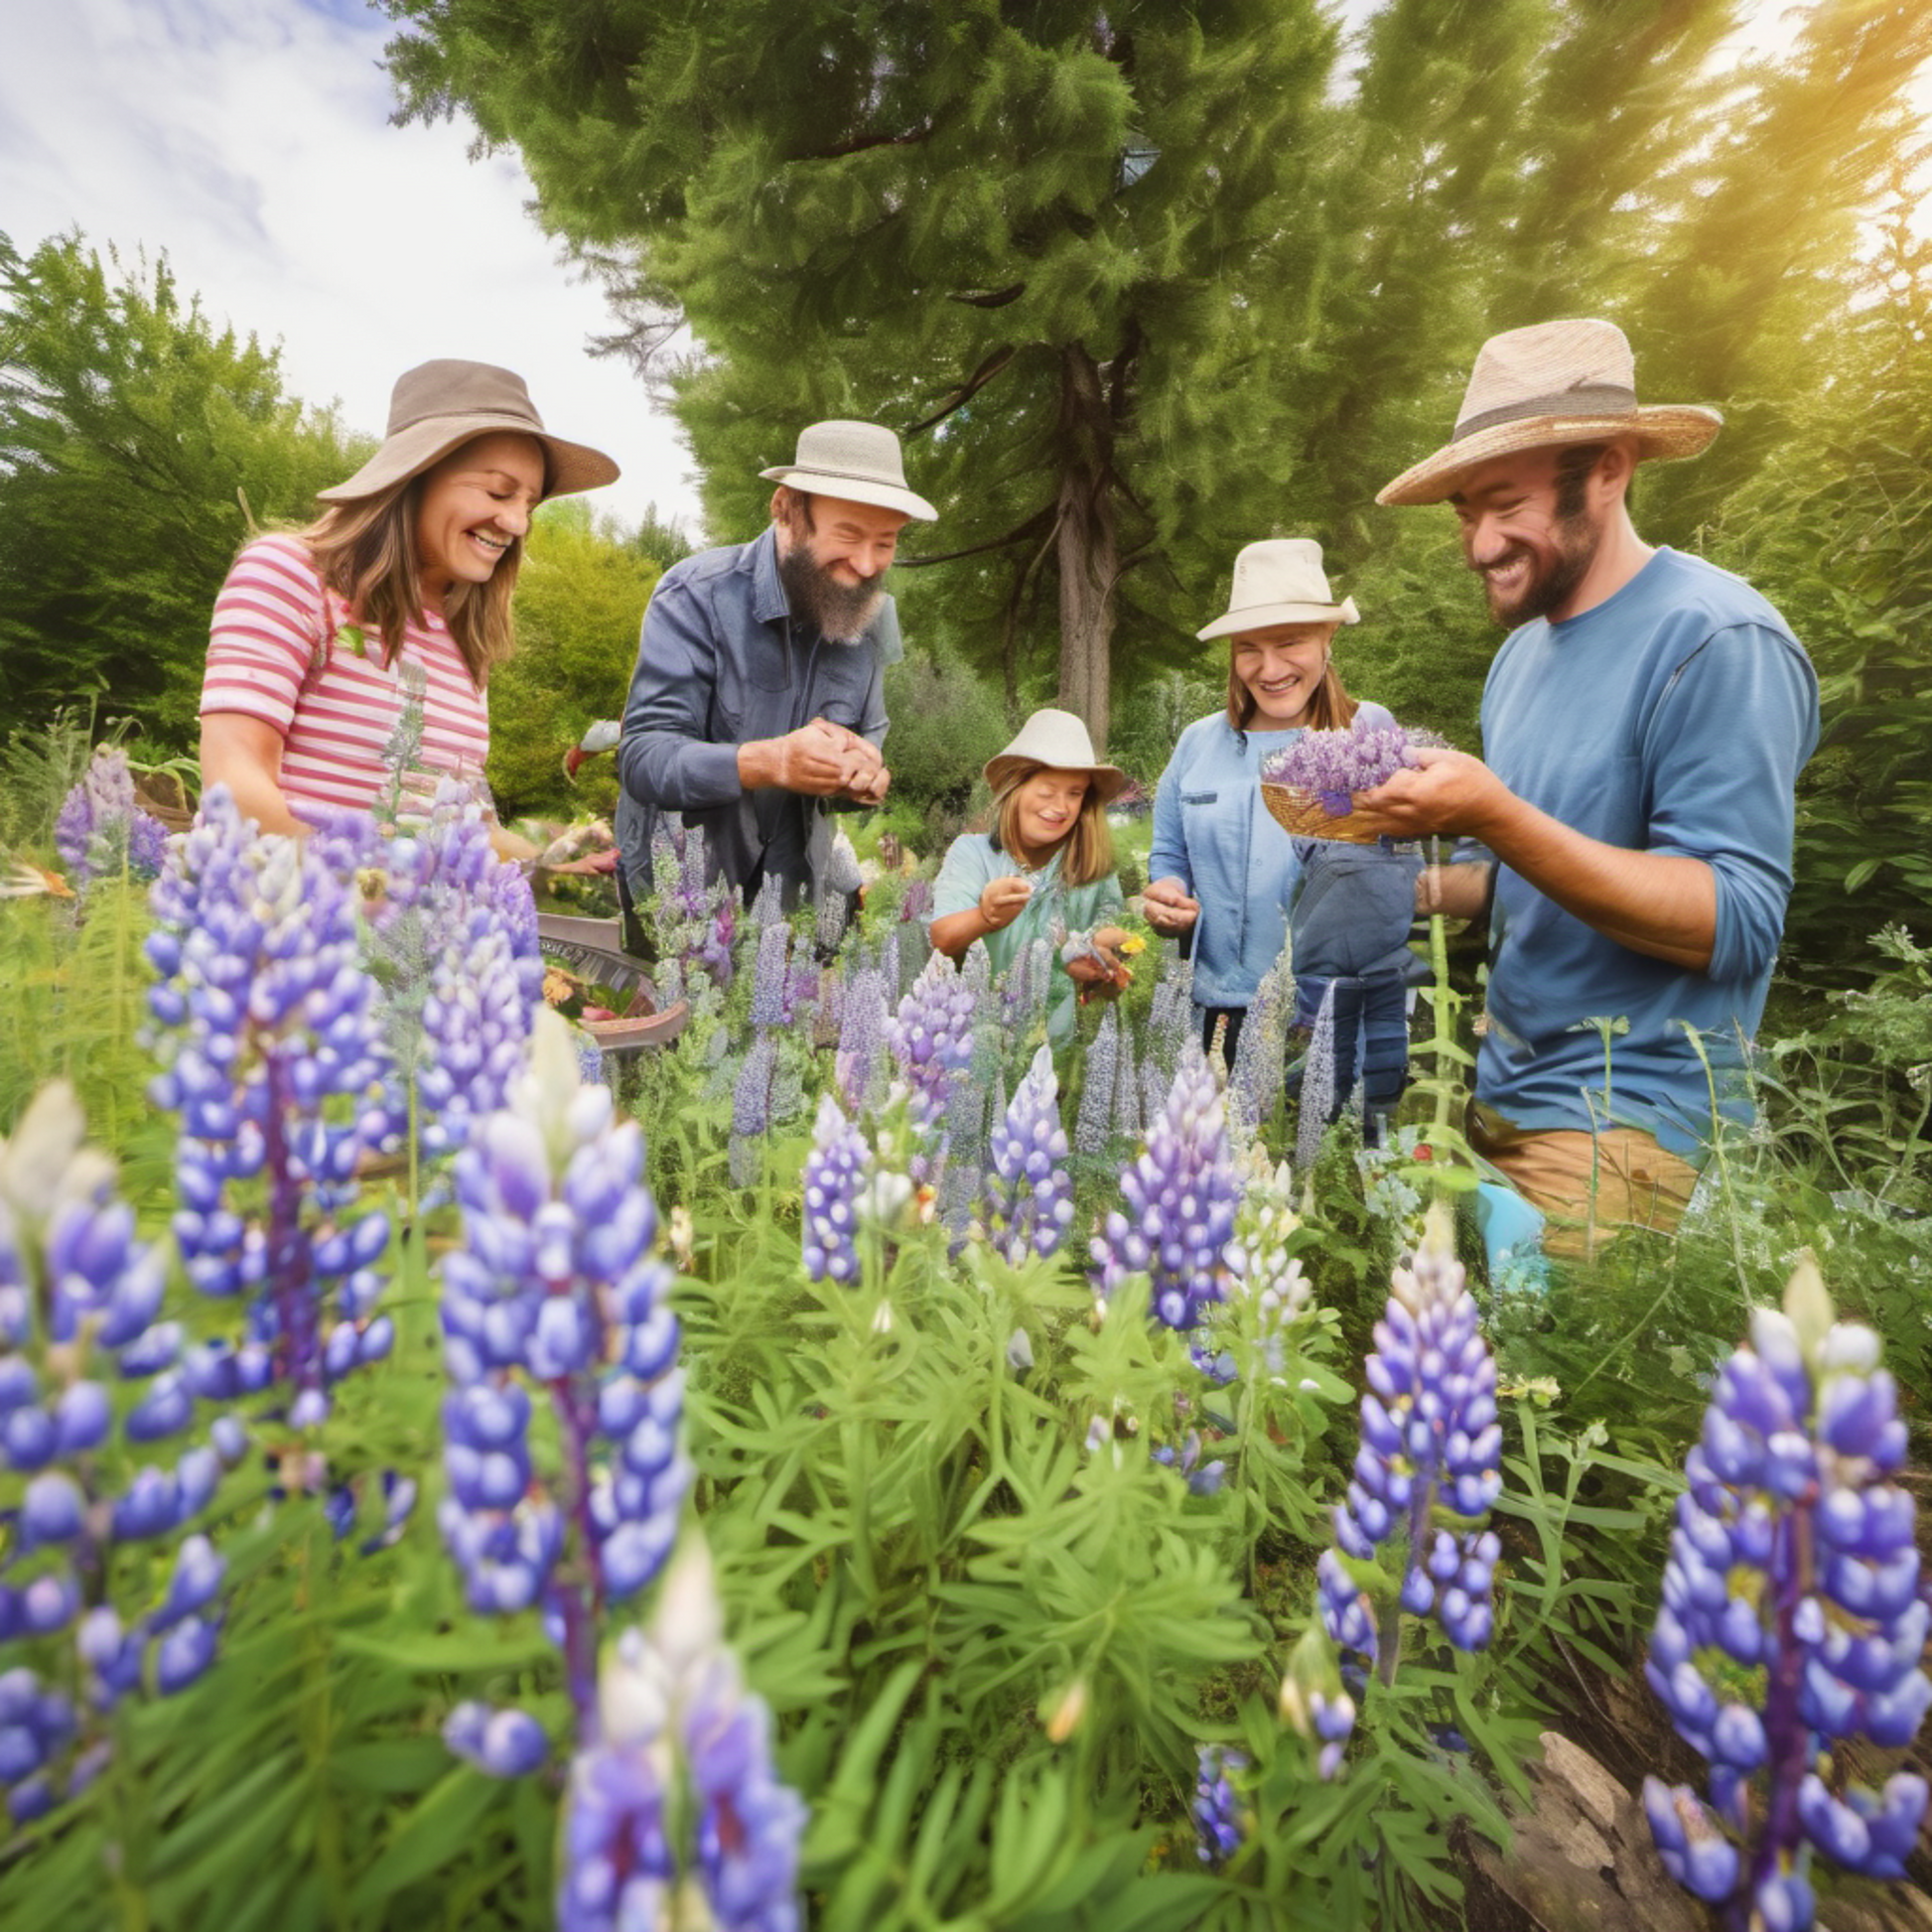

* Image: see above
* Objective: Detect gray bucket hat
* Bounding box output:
[759,419,937,522]
[319,359,620,504]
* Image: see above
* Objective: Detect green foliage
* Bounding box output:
[875,652,1010,847]
[485,498,661,820]
[1708,158,1932,961]
[383,0,1932,771]
[0,230,364,750]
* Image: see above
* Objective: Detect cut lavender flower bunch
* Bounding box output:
[1642,1258,1930,1932]
[1259,724,1446,843]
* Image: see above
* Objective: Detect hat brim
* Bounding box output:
[1375,405,1722,507]
[318,414,621,504]
[1196,596,1360,642]
[758,466,937,522]
[983,754,1129,805]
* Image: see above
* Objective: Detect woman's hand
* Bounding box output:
[1142,875,1200,935]
[979,876,1034,932]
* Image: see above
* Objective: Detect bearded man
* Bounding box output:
[617,420,933,908]
[1353,319,1819,1255]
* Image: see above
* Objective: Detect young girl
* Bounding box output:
[928,709,1131,1042]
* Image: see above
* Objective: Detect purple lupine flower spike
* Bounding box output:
[834,967,890,1113]
[1073,1007,1119,1157]
[801,1096,868,1286]
[1192,1744,1249,1866]
[1643,1260,1930,1931]
[55,746,170,893]
[983,1046,1073,1264]
[439,1009,688,1749]
[0,1081,236,1814]
[1310,1205,1501,1774]
[557,1543,806,1932]
[366,790,543,1160]
[145,788,392,1425]
[1089,1040,1240,1331]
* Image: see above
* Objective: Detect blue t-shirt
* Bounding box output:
[1474,547,1819,1156]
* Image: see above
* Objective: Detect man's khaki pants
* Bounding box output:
[1467,1105,1700,1261]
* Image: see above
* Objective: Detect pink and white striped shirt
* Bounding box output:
[202,534,491,818]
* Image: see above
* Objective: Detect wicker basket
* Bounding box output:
[1260,782,1383,845]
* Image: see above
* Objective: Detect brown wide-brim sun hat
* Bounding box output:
[1376,318,1721,507]
[984,708,1128,805]
[318,359,621,503]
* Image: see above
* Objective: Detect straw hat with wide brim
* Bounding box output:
[1377,319,1722,507]
[1196,539,1360,642]
[983,709,1127,804]
[759,419,937,522]
[318,359,621,503]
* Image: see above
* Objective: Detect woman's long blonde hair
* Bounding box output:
[989,763,1116,887]
[290,438,537,690]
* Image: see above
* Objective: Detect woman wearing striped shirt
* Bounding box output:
[200,359,618,833]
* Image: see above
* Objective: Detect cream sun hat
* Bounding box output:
[758,419,937,522]
[1196,539,1360,642]
[319,360,619,503]
[1377,318,1722,507]
[983,709,1127,804]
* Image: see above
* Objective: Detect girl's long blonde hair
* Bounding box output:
[289,438,537,690]
[989,763,1116,886]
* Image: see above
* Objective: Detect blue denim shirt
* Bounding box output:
[617,526,898,902]
[1148,704,1393,1009]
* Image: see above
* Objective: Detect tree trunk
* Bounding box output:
[1053,344,1119,753]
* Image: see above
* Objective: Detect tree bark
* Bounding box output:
[1053,343,1119,754]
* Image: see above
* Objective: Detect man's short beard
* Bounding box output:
[778,545,888,644]
[1479,508,1600,626]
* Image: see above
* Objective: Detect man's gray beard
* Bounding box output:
[779,546,888,643]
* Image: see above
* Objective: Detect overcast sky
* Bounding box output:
[4,2,1924,553]
[2,0,704,535]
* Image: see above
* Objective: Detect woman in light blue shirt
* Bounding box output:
[1144,540,1393,1056]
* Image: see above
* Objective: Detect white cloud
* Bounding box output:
[2,0,703,536]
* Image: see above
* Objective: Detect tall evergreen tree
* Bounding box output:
[385,0,1930,742]
[385,0,1340,748]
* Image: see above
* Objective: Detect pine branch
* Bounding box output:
[897,505,1053,569]
[947,285,1027,310]
[794,119,935,162]
[901,345,1017,436]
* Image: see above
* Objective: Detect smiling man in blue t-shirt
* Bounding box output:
[1353,318,1820,1255]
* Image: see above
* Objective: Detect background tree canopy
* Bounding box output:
[0,230,365,748]
[377,0,1932,962]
